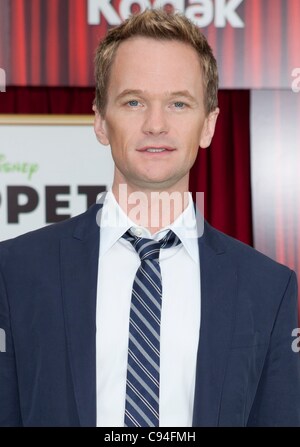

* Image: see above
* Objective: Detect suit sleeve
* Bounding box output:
[0,260,22,426]
[247,271,300,426]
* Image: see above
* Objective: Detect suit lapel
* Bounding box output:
[193,222,238,426]
[60,203,102,427]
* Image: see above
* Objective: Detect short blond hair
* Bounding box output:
[94,8,218,116]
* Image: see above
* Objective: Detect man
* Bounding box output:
[0,9,299,427]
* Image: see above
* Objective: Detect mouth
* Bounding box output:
[136,146,176,154]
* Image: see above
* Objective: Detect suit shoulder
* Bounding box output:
[0,204,99,266]
[1,214,77,248]
[207,224,293,280]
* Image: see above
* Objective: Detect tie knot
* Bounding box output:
[122,229,181,262]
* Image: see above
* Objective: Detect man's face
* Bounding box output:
[94,37,219,192]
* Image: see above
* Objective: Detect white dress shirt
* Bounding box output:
[96,190,201,427]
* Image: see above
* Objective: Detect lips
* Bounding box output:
[137,146,176,152]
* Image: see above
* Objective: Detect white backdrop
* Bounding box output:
[0,119,114,241]
[251,90,300,276]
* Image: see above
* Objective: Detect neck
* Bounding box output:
[112,182,190,234]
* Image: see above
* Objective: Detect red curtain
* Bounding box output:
[0,87,252,246]
[0,87,95,114]
[189,90,252,245]
[1,0,300,89]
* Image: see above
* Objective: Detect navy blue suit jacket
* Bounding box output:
[0,203,299,426]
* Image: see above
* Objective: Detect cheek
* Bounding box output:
[176,128,201,153]
[175,117,204,140]
[106,121,138,155]
[105,120,124,145]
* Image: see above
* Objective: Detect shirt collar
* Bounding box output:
[98,189,199,263]
[165,193,199,264]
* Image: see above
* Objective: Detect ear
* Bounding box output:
[199,107,220,149]
[93,105,110,146]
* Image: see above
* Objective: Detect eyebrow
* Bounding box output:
[115,89,198,103]
[168,90,198,103]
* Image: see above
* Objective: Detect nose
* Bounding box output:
[141,104,169,136]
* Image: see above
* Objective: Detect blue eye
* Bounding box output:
[128,100,139,107]
[174,102,185,108]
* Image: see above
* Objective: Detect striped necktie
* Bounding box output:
[122,229,181,427]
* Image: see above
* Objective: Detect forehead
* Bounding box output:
[108,37,203,96]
